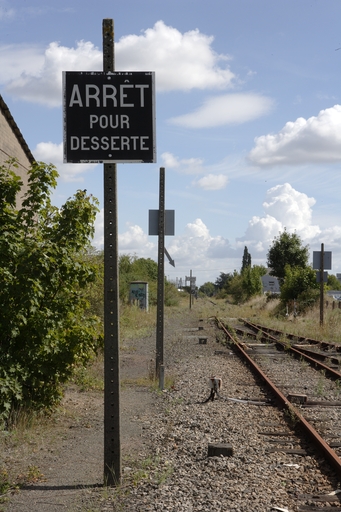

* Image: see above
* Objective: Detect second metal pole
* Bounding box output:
[156,168,165,384]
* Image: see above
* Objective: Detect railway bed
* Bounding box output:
[125,314,341,511]
[213,316,341,510]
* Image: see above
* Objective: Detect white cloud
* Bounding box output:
[193,173,228,190]
[1,21,235,106]
[4,41,102,107]
[248,105,341,166]
[168,218,236,265]
[33,141,97,182]
[161,152,205,174]
[0,44,43,82]
[169,93,274,128]
[237,183,321,253]
[116,20,235,92]
[90,184,341,284]
[92,215,155,255]
[119,224,154,253]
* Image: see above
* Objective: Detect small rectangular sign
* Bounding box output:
[313,251,332,270]
[148,210,175,236]
[63,71,156,163]
[316,271,328,283]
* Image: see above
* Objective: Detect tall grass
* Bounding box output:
[209,294,341,344]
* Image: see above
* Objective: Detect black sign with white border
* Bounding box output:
[63,71,156,163]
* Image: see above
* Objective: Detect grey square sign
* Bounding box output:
[148,210,175,236]
[313,251,332,270]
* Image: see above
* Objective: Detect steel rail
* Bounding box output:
[243,319,341,381]
[215,317,341,479]
[243,320,341,352]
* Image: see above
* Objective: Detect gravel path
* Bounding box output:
[2,301,341,511]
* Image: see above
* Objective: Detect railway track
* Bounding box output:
[215,316,341,511]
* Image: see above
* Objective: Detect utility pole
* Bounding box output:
[103,18,121,486]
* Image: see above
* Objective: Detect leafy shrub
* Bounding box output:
[0,160,101,427]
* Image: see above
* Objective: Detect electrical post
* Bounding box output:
[103,19,121,486]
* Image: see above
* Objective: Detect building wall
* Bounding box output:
[261,274,280,294]
[0,95,35,207]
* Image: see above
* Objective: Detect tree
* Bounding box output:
[280,265,319,304]
[199,282,215,297]
[267,229,309,284]
[327,274,341,291]
[242,265,267,299]
[215,272,233,290]
[0,160,100,426]
[241,246,251,272]
[227,266,266,303]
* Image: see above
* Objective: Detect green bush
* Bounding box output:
[0,160,101,427]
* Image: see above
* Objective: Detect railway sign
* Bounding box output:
[313,251,332,270]
[148,210,175,236]
[316,271,328,283]
[63,71,156,163]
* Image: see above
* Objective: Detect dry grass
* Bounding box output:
[205,294,341,345]
[120,303,156,341]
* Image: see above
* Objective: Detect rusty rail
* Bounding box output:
[216,317,341,479]
[243,319,341,381]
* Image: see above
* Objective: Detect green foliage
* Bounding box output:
[280,265,319,303]
[226,272,244,303]
[119,254,158,303]
[0,160,101,427]
[164,281,180,306]
[199,281,215,297]
[327,274,341,291]
[267,229,309,284]
[225,265,267,303]
[82,251,180,321]
[242,265,267,299]
[215,272,236,298]
[241,246,251,272]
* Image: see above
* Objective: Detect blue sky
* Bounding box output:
[1,0,341,285]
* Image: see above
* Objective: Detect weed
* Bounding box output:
[126,455,173,487]
[284,406,299,427]
[72,365,104,392]
[0,468,15,497]
[316,373,325,396]
[300,357,309,371]
[0,465,44,501]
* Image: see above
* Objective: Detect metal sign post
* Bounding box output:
[63,18,156,487]
[102,18,121,486]
[156,168,165,383]
[320,243,325,327]
[313,244,332,328]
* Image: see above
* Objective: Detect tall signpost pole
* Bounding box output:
[320,243,324,327]
[156,168,165,382]
[64,18,155,487]
[103,19,121,486]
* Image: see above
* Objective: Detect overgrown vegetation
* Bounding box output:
[0,160,101,428]
[199,232,340,316]
[0,160,182,427]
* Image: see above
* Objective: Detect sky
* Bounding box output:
[1,0,341,287]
